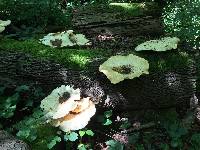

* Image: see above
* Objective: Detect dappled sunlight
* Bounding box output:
[109,3,140,10]
[68,53,90,68]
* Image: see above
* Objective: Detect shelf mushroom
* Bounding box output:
[0,20,11,33]
[39,30,90,48]
[135,37,180,52]
[99,54,149,84]
[40,85,96,132]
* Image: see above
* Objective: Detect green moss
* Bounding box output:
[137,51,192,73]
[0,38,111,70]
[0,37,192,74]
[114,50,192,74]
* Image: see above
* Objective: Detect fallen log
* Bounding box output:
[0,51,196,111]
[72,4,163,37]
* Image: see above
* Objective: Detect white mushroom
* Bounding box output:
[0,20,11,33]
[99,54,149,84]
[135,37,180,51]
[40,85,96,131]
[40,85,80,119]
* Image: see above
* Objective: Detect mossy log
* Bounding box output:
[0,51,196,111]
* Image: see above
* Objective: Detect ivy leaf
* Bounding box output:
[68,132,78,141]
[79,130,86,137]
[86,130,94,136]
[103,119,112,126]
[47,136,61,149]
[104,110,112,118]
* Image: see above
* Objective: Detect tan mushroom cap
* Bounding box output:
[53,97,96,132]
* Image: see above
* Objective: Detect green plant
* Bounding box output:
[105,140,124,150]
[103,110,113,125]
[0,85,31,119]
[162,0,200,49]
[190,133,200,150]
[0,38,111,70]
[0,0,72,28]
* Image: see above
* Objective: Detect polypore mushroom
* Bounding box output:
[40,85,96,132]
[53,97,96,132]
[0,20,11,33]
[40,85,81,119]
[99,54,149,84]
[135,37,180,51]
[39,30,90,48]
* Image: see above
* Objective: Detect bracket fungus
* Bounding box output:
[0,20,11,33]
[99,54,149,84]
[135,37,180,51]
[39,30,90,48]
[40,85,96,132]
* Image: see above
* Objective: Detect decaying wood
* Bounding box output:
[73,16,163,37]
[72,4,163,37]
[0,51,196,111]
[0,130,30,150]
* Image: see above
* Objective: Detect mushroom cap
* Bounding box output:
[135,37,180,51]
[40,85,81,119]
[66,30,74,35]
[57,99,96,132]
[99,54,149,84]
[39,30,90,48]
[0,26,5,33]
[0,20,11,27]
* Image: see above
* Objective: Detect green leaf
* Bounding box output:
[120,120,131,129]
[86,130,94,136]
[103,119,112,126]
[104,110,113,118]
[106,140,124,150]
[79,130,86,137]
[47,136,61,149]
[16,128,37,142]
[16,129,31,139]
[78,144,87,150]
[68,132,78,142]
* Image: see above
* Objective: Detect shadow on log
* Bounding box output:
[0,51,196,111]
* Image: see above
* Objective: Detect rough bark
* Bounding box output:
[73,15,163,37]
[0,51,196,111]
[0,130,30,150]
[72,4,163,37]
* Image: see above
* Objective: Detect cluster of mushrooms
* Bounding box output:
[40,85,96,132]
